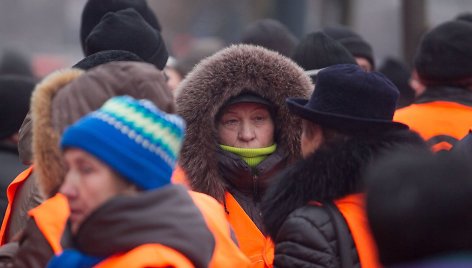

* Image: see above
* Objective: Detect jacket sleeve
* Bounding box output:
[12,218,54,268]
[272,205,339,268]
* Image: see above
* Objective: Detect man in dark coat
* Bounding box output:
[0,75,35,219]
[262,64,425,268]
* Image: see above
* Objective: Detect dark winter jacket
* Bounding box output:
[0,142,27,219]
[12,185,215,268]
[262,130,425,268]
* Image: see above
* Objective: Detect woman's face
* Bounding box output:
[217,102,274,148]
[59,148,135,234]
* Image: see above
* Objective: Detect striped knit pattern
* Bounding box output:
[61,95,186,190]
[92,96,185,166]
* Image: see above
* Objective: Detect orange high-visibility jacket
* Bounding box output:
[335,194,381,268]
[395,101,472,151]
[0,166,34,245]
[30,194,195,268]
[225,192,274,268]
[189,191,250,268]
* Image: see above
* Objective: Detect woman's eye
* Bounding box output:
[253,116,266,123]
[79,165,94,175]
[223,119,239,126]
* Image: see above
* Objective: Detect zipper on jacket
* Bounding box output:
[253,174,258,200]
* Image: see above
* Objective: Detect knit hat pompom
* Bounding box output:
[61,96,185,190]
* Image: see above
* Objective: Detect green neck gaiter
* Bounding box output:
[220,144,277,168]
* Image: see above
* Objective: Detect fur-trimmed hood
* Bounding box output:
[31,61,174,197]
[175,44,313,201]
[261,130,425,239]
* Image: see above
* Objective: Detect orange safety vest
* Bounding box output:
[95,244,194,268]
[0,166,34,245]
[28,193,70,254]
[335,194,380,268]
[189,191,250,267]
[171,164,190,187]
[394,101,472,151]
[26,194,215,268]
[225,192,274,268]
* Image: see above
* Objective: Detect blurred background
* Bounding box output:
[0,0,470,78]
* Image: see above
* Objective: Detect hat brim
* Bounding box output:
[225,94,273,107]
[286,98,408,133]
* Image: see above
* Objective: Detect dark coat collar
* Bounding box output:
[416,86,472,107]
[74,185,214,268]
[261,130,425,239]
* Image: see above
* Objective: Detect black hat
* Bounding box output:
[85,8,168,70]
[286,64,407,134]
[240,19,298,57]
[414,20,472,86]
[366,150,472,265]
[323,26,375,69]
[378,57,415,109]
[224,92,273,108]
[0,49,34,77]
[80,0,161,55]
[292,32,357,82]
[0,75,36,140]
[73,50,144,70]
[455,12,472,23]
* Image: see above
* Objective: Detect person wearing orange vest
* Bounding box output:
[0,61,249,267]
[394,20,472,152]
[175,45,312,267]
[17,96,215,268]
[261,64,426,267]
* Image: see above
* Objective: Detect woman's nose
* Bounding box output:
[238,122,256,141]
[59,174,78,199]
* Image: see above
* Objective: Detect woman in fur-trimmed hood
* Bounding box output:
[175,44,312,267]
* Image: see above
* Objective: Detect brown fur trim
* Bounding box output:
[31,69,84,197]
[175,44,313,201]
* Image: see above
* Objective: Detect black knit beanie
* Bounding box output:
[0,49,34,77]
[323,26,375,69]
[414,20,472,86]
[85,8,168,70]
[292,32,356,81]
[366,150,472,266]
[455,12,472,23]
[0,75,36,140]
[73,50,144,70]
[80,0,161,55]
[240,19,298,57]
[378,57,415,108]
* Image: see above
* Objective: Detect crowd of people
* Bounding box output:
[0,0,472,267]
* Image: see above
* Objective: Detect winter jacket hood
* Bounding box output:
[31,61,174,197]
[175,44,312,201]
[262,130,425,239]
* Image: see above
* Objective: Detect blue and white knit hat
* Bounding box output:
[60,95,185,190]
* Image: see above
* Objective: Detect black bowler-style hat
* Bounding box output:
[286,64,408,133]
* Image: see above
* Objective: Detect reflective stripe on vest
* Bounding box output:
[225,192,274,268]
[94,244,194,268]
[0,166,34,245]
[28,193,70,254]
[335,194,381,268]
[394,101,472,151]
[189,191,250,268]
